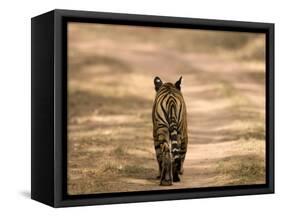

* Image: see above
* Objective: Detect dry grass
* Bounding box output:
[216,140,265,185]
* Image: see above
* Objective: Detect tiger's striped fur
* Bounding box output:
[152,76,188,186]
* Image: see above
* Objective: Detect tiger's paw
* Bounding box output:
[160,179,172,186]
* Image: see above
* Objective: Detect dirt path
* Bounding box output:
[67,24,266,195]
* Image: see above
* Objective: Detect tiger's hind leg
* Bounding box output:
[179,155,185,175]
[179,160,184,175]
[156,160,162,179]
[154,143,163,179]
[172,158,181,182]
[179,139,187,175]
[154,129,170,181]
[176,151,186,175]
[160,143,173,186]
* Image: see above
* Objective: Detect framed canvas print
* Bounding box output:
[31,9,274,207]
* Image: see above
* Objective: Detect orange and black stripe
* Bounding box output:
[152,76,188,185]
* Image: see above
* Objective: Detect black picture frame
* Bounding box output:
[31,9,274,207]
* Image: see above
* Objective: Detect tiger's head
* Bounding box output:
[154,76,182,92]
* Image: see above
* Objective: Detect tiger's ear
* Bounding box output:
[175,76,182,90]
[154,76,163,91]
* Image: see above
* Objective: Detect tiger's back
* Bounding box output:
[152,76,188,186]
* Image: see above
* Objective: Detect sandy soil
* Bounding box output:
[67,23,266,195]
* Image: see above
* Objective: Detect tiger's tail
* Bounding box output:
[169,105,181,182]
[169,104,179,158]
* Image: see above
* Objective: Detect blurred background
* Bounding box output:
[67,22,265,195]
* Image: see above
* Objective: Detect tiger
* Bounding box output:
[152,76,188,186]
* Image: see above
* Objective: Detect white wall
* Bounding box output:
[0,0,279,216]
